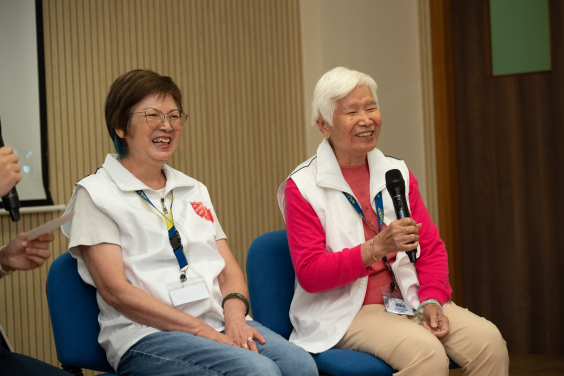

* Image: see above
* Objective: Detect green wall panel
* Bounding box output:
[490,0,551,76]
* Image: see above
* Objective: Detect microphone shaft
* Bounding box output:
[385,169,417,263]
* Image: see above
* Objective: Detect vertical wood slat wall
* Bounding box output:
[0,0,305,373]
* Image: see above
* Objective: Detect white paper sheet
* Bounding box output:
[27,211,74,241]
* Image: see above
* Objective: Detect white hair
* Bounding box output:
[311,67,378,127]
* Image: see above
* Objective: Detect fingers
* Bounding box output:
[25,254,47,267]
[240,327,265,353]
[242,328,264,353]
[404,225,421,236]
[26,247,51,262]
[0,148,22,191]
[378,219,421,255]
[0,146,14,155]
[214,331,236,346]
[422,321,448,339]
[37,233,55,242]
[397,217,418,227]
[421,306,450,339]
[12,160,21,172]
[252,327,266,344]
[220,334,236,347]
[430,311,439,328]
[247,337,259,353]
[27,239,53,250]
[0,152,21,172]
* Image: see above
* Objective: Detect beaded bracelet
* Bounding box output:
[221,293,250,316]
[416,299,442,322]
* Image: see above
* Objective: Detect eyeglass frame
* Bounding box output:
[130,109,189,130]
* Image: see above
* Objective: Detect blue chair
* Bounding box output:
[47,252,118,376]
[247,229,460,376]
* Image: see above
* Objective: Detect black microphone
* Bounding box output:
[385,169,416,263]
[0,118,21,222]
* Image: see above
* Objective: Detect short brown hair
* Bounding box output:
[104,69,183,157]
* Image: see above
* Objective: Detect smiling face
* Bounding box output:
[317,85,382,166]
[116,94,182,169]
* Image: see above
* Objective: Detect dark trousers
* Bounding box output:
[1,334,69,375]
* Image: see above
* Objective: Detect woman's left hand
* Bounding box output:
[0,232,55,273]
[420,301,450,340]
[224,315,266,353]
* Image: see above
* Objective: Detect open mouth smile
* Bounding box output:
[152,137,171,146]
[356,131,373,138]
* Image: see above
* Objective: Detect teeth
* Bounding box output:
[152,137,170,143]
[357,132,373,137]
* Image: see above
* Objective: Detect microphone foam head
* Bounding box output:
[385,169,404,190]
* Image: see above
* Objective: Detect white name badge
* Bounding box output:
[381,286,415,316]
[166,277,210,306]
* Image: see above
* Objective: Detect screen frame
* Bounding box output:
[0,0,53,209]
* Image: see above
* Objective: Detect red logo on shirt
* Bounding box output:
[190,202,215,223]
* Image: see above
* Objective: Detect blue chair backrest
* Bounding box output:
[246,229,295,339]
[46,252,115,373]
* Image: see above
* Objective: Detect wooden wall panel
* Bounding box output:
[429,0,463,304]
[0,0,305,373]
[450,0,564,356]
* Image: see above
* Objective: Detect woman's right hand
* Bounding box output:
[363,218,421,266]
[194,325,237,347]
[0,146,22,197]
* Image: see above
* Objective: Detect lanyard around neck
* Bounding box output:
[135,189,188,270]
[342,191,384,233]
[136,190,174,231]
[343,190,397,290]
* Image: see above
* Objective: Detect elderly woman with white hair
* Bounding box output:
[278,67,509,375]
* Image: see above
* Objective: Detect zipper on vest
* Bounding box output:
[161,198,168,214]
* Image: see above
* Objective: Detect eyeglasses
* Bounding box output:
[131,109,189,130]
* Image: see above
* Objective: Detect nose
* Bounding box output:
[158,115,174,131]
[358,110,371,126]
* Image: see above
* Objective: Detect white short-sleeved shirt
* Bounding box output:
[68,187,227,251]
[62,155,235,370]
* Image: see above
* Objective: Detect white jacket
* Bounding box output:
[62,155,228,370]
[277,140,421,353]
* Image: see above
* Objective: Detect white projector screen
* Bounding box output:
[0,0,52,208]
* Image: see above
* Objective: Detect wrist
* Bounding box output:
[361,237,385,267]
[416,299,443,322]
[370,237,386,262]
[223,300,247,319]
[0,246,14,275]
[222,293,250,317]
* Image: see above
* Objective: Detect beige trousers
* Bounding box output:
[334,302,508,375]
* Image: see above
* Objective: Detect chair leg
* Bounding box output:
[61,364,83,375]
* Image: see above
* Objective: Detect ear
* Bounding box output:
[115,128,125,138]
[316,117,331,139]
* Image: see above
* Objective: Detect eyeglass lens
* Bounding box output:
[145,110,187,129]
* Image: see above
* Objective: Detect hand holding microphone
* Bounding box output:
[370,218,421,261]
[0,118,22,222]
[386,169,419,263]
[0,146,22,197]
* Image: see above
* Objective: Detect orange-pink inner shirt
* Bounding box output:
[340,162,395,305]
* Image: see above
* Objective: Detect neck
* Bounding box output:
[333,149,367,167]
[120,156,166,190]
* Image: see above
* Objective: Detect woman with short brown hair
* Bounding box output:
[63,69,317,376]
